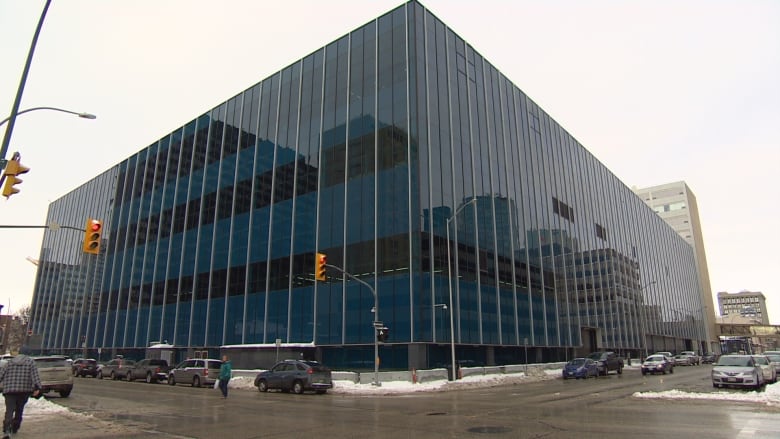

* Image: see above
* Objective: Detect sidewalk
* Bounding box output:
[5,398,152,439]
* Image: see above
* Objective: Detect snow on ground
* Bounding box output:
[0,395,74,418]
[231,367,571,395]
[634,381,780,406]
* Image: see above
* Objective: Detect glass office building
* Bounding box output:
[29,1,707,369]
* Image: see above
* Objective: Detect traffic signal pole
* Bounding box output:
[0,223,82,232]
[320,262,381,386]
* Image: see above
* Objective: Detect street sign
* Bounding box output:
[373,321,384,328]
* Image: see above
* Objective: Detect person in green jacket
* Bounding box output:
[218,355,232,398]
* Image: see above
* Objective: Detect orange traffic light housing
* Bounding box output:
[83,218,103,254]
[315,252,327,281]
[2,157,30,198]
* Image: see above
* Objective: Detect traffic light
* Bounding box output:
[377,327,389,343]
[315,252,327,281]
[2,157,30,198]
[83,218,103,254]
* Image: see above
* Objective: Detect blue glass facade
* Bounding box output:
[29,1,707,369]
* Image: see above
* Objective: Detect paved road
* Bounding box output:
[41,365,780,438]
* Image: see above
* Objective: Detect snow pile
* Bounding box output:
[633,381,780,406]
[328,369,561,395]
[4,396,69,417]
[227,375,257,390]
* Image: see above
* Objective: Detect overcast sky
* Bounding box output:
[1,1,778,324]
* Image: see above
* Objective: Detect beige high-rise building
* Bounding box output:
[634,181,718,353]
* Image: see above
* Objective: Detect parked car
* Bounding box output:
[711,354,765,389]
[673,354,693,366]
[641,354,674,375]
[654,352,674,363]
[751,355,777,384]
[701,353,718,364]
[562,358,599,379]
[765,353,780,376]
[99,358,136,380]
[71,358,99,377]
[681,351,700,365]
[0,354,13,368]
[585,351,624,376]
[255,359,333,394]
[127,359,170,383]
[33,355,74,397]
[167,358,222,387]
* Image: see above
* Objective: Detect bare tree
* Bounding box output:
[2,306,32,354]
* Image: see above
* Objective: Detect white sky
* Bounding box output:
[0,1,778,325]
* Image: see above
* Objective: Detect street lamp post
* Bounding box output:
[639,280,657,358]
[432,303,447,343]
[0,106,97,128]
[445,197,477,381]
[0,0,53,164]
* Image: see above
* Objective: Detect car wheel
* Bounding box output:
[59,389,71,398]
[146,372,153,384]
[193,376,201,388]
[258,379,268,392]
[168,375,176,386]
[111,371,117,380]
[292,380,304,394]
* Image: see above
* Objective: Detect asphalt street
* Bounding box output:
[31,365,780,438]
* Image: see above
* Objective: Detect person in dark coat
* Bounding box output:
[0,355,42,438]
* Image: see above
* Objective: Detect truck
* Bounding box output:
[586,351,624,376]
[126,358,170,383]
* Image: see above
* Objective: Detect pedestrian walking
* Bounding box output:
[218,355,232,399]
[0,355,42,438]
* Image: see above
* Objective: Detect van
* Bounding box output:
[167,358,222,387]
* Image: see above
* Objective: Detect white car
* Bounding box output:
[752,355,777,384]
[681,351,700,365]
[711,354,765,389]
[34,355,74,397]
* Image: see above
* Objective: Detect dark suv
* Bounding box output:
[72,358,99,378]
[255,360,333,394]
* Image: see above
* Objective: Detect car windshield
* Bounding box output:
[716,356,751,367]
[767,355,780,362]
[645,356,664,362]
[34,358,68,367]
[568,359,586,366]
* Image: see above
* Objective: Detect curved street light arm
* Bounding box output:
[0,106,97,128]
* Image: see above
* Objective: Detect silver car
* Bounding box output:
[167,358,222,387]
[33,356,74,398]
[751,355,777,384]
[711,354,765,389]
[99,358,136,380]
[766,353,780,377]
